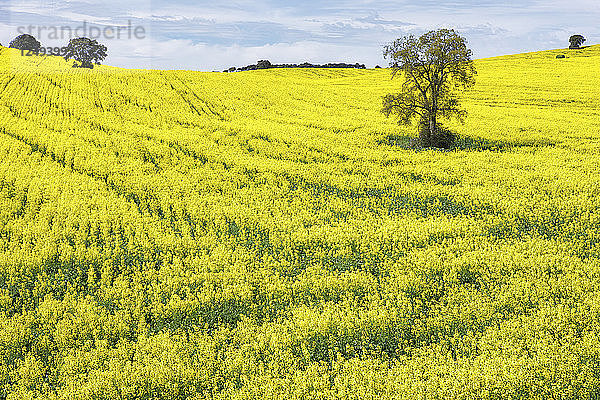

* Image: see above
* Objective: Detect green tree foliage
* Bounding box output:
[8,34,41,52]
[63,37,107,69]
[569,35,586,49]
[382,29,475,148]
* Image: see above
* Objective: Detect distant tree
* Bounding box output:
[569,35,586,49]
[9,34,42,52]
[63,37,107,69]
[382,29,475,148]
[257,60,272,69]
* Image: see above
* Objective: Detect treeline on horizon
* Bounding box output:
[223,59,369,72]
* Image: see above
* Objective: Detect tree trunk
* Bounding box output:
[429,91,437,146]
[428,114,436,146]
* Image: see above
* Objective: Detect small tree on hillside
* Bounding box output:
[382,29,475,148]
[569,35,586,49]
[63,37,107,69]
[9,34,42,52]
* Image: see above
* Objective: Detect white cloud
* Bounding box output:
[116,39,375,70]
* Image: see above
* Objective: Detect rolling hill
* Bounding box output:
[1,44,600,399]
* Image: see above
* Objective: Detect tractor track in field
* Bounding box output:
[0,76,15,96]
[161,74,212,119]
[161,73,227,120]
[0,124,179,230]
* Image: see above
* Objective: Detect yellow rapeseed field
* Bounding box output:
[1,44,600,399]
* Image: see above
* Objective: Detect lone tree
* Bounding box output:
[63,37,107,69]
[9,34,42,52]
[569,35,586,49]
[382,29,475,148]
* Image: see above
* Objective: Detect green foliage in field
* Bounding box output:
[1,44,600,399]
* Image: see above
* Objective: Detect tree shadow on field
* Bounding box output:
[453,135,557,152]
[377,133,416,148]
[379,132,557,152]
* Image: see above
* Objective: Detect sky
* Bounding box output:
[1,0,599,70]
